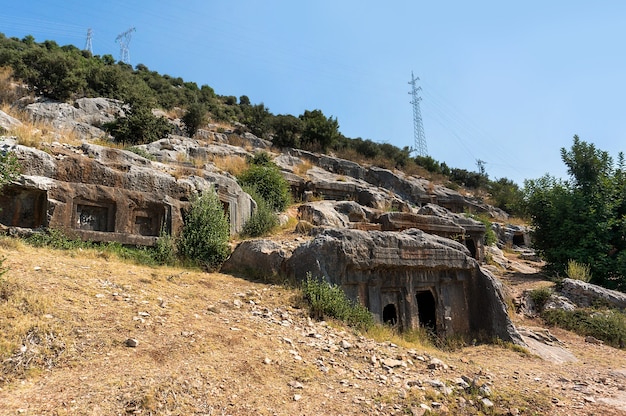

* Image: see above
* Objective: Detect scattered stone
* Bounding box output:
[288,381,304,389]
[263,357,272,365]
[382,358,405,368]
[293,394,302,401]
[479,385,492,397]
[453,377,470,389]
[339,340,352,349]
[428,357,448,370]
[583,396,596,403]
[585,336,603,345]
[480,398,494,408]
[125,338,139,348]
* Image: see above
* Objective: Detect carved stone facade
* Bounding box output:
[0,140,254,244]
[285,228,522,344]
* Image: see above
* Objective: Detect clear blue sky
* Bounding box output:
[1,0,625,185]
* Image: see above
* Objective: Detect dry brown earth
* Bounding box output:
[0,240,625,415]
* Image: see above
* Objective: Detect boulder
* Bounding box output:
[560,278,626,309]
[221,240,290,278]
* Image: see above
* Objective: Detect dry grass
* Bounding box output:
[0,67,29,105]
[1,104,82,148]
[211,154,249,177]
[294,159,313,177]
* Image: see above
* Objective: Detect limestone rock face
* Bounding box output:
[21,97,122,140]
[560,278,626,309]
[285,228,523,344]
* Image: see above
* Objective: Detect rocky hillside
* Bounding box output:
[0,98,626,414]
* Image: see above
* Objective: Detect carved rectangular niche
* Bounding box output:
[133,206,166,237]
[73,200,116,232]
[0,186,48,228]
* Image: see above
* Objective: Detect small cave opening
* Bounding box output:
[382,303,398,326]
[512,233,525,247]
[416,290,436,330]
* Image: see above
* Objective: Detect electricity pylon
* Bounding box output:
[408,71,428,157]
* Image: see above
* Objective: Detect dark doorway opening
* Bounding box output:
[512,234,525,247]
[465,238,477,259]
[416,290,436,330]
[382,303,398,326]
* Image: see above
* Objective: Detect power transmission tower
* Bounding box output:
[408,71,428,157]
[84,28,93,54]
[115,27,136,64]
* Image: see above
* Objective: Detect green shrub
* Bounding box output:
[153,229,177,265]
[301,273,374,330]
[237,163,291,212]
[566,259,592,282]
[126,146,156,161]
[542,308,626,348]
[181,102,207,137]
[177,189,230,270]
[466,213,497,246]
[241,185,278,237]
[25,228,88,250]
[104,102,172,145]
[0,151,19,191]
[529,287,552,311]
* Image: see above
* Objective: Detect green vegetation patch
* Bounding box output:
[301,274,374,331]
[542,308,626,348]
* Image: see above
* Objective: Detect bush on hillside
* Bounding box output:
[542,308,626,349]
[237,157,291,212]
[181,102,207,137]
[301,274,374,330]
[104,102,172,145]
[241,185,279,237]
[177,189,230,270]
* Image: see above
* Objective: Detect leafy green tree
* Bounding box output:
[181,102,207,137]
[241,102,272,138]
[271,114,303,148]
[239,95,250,106]
[19,48,86,100]
[524,136,626,289]
[299,109,340,151]
[177,189,230,270]
[488,177,525,216]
